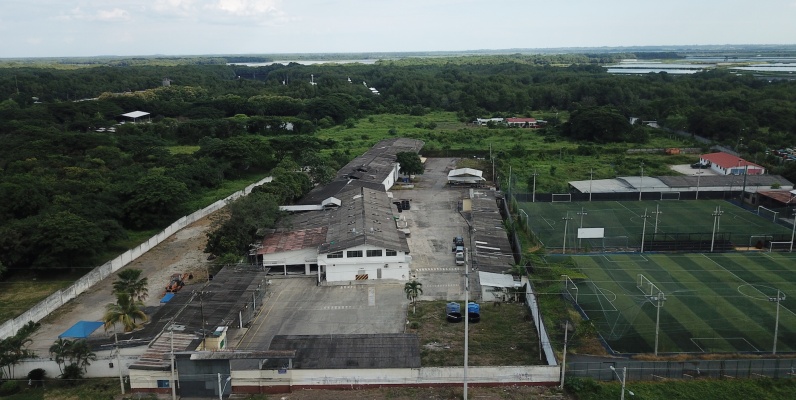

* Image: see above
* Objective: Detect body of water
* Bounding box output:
[731,63,796,73]
[228,59,379,67]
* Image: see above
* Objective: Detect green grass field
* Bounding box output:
[560,252,796,354]
[520,200,793,251]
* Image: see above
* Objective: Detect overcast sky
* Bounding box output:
[2,0,795,58]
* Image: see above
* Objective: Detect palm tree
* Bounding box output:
[49,338,72,374]
[112,268,149,302]
[67,340,96,372]
[404,280,423,315]
[103,293,148,333]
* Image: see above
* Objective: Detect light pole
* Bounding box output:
[531,169,539,203]
[640,209,650,254]
[589,168,594,202]
[560,320,570,389]
[791,207,796,253]
[651,293,666,355]
[652,205,662,235]
[562,212,573,254]
[769,290,786,354]
[609,366,634,400]
[218,373,231,400]
[639,162,644,201]
[711,206,724,252]
[577,208,587,250]
[695,171,702,200]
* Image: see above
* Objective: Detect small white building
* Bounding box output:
[448,168,486,185]
[478,271,523,302]
[700,152,765,176]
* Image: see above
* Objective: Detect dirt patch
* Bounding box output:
[408,301,544,367]
[28,215,216,353]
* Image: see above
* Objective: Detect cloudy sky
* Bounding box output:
[2,0,795,58]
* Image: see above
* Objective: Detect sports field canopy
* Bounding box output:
[59,320,104,339]
[448,168,485,184]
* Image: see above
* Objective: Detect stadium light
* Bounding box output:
[639,162,645,201]
[531,168,539,203]
[710,206,724,252]
[695,171,703,200]
[640,209,651,254]
[562,212,574,254]
[589,168,594,202]
[609,366,634,400]
[769,290,786,354]
[578,208,588,250]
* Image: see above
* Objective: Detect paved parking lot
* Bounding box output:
[234,158,473,351]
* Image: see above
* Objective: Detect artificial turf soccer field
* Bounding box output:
[520,200,793,251]
[561,252,796,354]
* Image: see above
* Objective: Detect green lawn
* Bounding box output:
[563,252,796,354]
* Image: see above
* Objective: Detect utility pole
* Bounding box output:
[652,292,666,355]
[531,169,539,203]
[171,328,177,400]
[560,320,569,389]
[116,333,124,394]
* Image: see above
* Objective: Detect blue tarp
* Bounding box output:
[160,293,175,303]
[58,321,104,339]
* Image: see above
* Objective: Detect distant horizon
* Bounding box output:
[4,0,796,59]
[4,43,796,61]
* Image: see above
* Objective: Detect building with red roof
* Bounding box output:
[506,117,538,128]
[699,152,765,176]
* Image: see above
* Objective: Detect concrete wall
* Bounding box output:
[9,347,145,379]
[0,177,273,340]
[229,366,559,394]
[129,368,174,392]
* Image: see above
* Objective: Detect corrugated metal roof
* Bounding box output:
[319,185,409,254]
[478,271,521,288]
[257,227,328,254]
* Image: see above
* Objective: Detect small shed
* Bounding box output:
[120,111,151,124]
[478,271,522,302]
[448,168,486,185]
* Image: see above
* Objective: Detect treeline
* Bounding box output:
[1,55,796,276]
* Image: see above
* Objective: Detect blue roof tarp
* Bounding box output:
[59,321,104,339]
[160,293,175,303]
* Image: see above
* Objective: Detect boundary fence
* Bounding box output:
[512,190,742,203]
[568,358,796,381]
[0,176,273,339]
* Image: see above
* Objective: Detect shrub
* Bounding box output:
[0,380,20,396]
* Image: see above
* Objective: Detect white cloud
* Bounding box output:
[212,0,277,16]
[59,6,131,22]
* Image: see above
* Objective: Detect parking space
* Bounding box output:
[233,158,473,352]
[393,158,470,301]
[234,277,408,350]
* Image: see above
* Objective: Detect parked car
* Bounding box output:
[452,236,464,252]
[691,162,710,169]
[455,251,465,266]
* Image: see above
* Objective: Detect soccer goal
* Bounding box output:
[551,193,572,203]
[748,235,773,249]
[660,192,681,201]
[637,273,665,300]
[757,206,779,222]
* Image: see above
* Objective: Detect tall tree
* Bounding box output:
[404,280,423,315]
[103,293,148,333]
[112,268,149,302]
[396,152,424,176]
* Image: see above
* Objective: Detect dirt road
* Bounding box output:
[28,216,216,354]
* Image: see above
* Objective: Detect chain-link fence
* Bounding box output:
[568,358,796,381]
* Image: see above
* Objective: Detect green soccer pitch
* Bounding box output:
[519,200,793,251]
[560,252,796,354]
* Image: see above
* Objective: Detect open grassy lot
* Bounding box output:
[520,200,793,251]
[0,275,79,323]
[563,252,796,354]
[408,300,543,367]
[0,378,121,400]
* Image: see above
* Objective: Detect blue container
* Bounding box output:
[446,302,460,314]
[467,302,480,315]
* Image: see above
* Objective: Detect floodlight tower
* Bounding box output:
[562,212,574,254]
[770,290,786,354]
[640,209,651,253]
[710,206,724,252]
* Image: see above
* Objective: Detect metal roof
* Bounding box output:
[265,334,421,369]
[318,185,409,254]
[120,111,150,119]
[129,332,198,370]
[478,271,522,288]
[448,168,484,178]
[257,227,328,254]
[470,191,515,273]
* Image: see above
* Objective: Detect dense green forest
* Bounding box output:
[1,53,795,278]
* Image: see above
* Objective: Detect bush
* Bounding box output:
[0,380,20,396]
